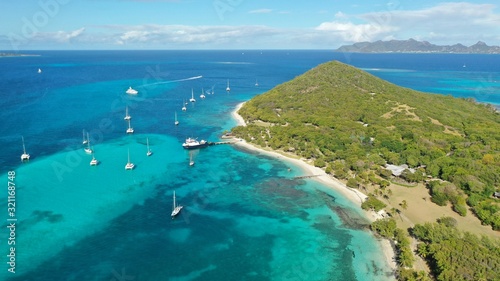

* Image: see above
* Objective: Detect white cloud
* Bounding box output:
[107,24,282,47]
[316,2,500,44]
[31,27,85,43]
[315,21,397,42]
[249,9,273,14]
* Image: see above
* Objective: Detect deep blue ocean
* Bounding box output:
[1,50,499,281]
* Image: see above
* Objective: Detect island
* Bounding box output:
[0,52,40,57]
[335,38,500,54]
[231,60,500,280]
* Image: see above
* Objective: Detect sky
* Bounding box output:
[1,0,500,50]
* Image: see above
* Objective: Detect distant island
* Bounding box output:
[335,38,500,54]
[231,60,500,280]
[0,52,40,57]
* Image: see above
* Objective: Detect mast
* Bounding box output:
[173,191,176,210]
[22,136,27,154]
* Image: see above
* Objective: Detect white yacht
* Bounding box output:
[189,88,196,102]
[181,101,187,112]
[226,79,230,92]
[20,136,30,161]
[255,79,259,86]
[175,112,179,126]
[126,119,134,134]
[200,88,206,99]
[124,106,131,121]
[182,137,208,149]
[84,132,93,154]
[37,68,42,74]
[171,190,183,218]
[126,87,138,95]
[125,149,135,170]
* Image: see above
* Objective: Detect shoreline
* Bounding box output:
[230,101,398,275]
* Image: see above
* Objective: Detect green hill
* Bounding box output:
[231,60,500,230]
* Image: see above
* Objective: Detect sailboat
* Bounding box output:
[200,88,206,99]
[82,129,88,145]
[126,86,138,95]
[37,68,42,74]
[124,106,131,121]
[189,151,195,166]
[189,88,196,102]
[255,79,259,86]
[126,119,134,134]
[146,138,152,156]
[174,111,179,126]
[226,79,231,92]
[20,136,30,161]
[181,100,187,112]
[171,190,183,218]
[84,132,93,154]
[90,148,99,166]
[125,149,135,170]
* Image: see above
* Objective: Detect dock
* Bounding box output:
[208,141,237,146]
[293,174,322,179]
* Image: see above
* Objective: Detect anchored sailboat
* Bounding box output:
[175,111,179,126]
[124,106,131,121]
[125,149,135,170]
[84,132,93,154]
[82,129,88,145]
[226,79,230,92]
[146,138,152,156]
[126,119,134,134]
[171,191,183,218]
[189,151,195,166]
[90,148,99,166]
[20,136,30,161]
[189,88,196,102]
[200,88,206,99]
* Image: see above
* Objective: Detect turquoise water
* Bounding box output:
[1,51,499,280]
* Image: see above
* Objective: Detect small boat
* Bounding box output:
[126,119,134,134]
[181,100,187,112]
[226,79,230,92]
[126,87,138,95]
[124,106,131,121]
[125,149,135,170]
[200,88,206,99]
[175,111,179,126]
[171,190,183,218]
[146,138,152,156]
[20,136,30,161]
[84,132,93,154]
[90,149,99,166]
[255,79,259,86]
[189,88,196,103]
[37,68,42,74]
[182,137,208,149]
[82,129,88,145]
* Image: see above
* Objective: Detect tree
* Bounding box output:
[400,200,408,210]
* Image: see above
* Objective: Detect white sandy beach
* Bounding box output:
[231,101,398,274]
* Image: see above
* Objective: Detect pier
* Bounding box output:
[207,141,237,146]
[293,174,322,179]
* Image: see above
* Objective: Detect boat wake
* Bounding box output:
[140,75,203,87]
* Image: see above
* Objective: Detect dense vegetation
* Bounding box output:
[411,220,500,281]
[371,217,500,281]
[232,60,500,230]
